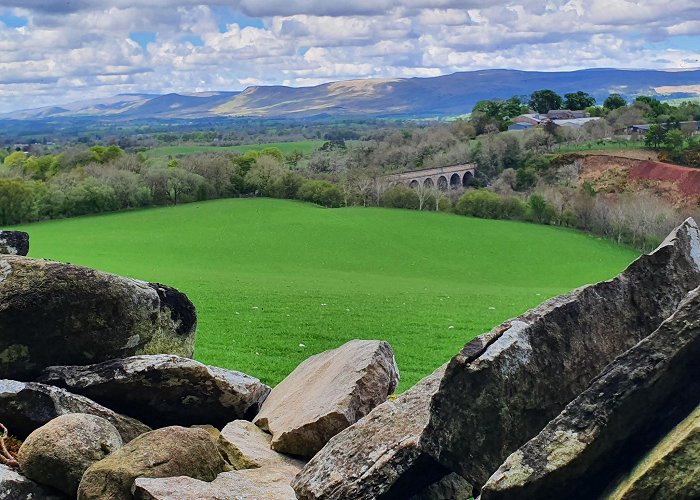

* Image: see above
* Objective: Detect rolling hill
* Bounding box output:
[4,68,700,121]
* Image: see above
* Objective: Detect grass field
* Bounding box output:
[144,140,325,159]
[16,199,638,390]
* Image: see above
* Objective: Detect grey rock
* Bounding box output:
[218,420,305,470]
[0,464,65,500]
[480,286,700,500]
[0,379,150,442]
[39,355,271,428]
[0,232,28,256]
[133,465,301,500]
[255,339,399,458]
[18,414,122,496]
[410,473,473,500]
[78,426,230,500]
[0,255,197,379]
[293,364,457,500]
[423,218,700,491]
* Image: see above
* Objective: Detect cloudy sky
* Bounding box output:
[0,1,698,112]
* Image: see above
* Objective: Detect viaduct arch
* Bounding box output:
[384,163,477,191]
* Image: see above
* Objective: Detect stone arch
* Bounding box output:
[409,179,419,189]
[450,173,461,188]
[437,175,448,191]
[463,171,474,187]
[423,178,434,188]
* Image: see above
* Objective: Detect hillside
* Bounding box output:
[16,198,637,389]
[3,68,700,121]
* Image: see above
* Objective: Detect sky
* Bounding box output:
[0,1,698,112]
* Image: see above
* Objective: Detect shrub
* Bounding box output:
[297,180,343,208]
[455,190,504,218]
[381,185,420,210]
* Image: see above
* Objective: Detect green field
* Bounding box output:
[16,199,637,390]
[145,140,325,159]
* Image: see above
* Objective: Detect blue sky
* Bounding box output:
[0,1,697,112]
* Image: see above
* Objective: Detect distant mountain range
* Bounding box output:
[4,68,700,121]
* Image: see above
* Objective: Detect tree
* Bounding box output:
[528,90,563,113]
[297,180,343,208]
[662,129,685,155]
[644,124,665,149]
[245,156,287,196]
[0,178,36,224]
[563,91,595,110]
[603,93,626,110]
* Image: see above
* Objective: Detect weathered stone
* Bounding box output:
[0,232,28,256]
[218,420,305,470]
[423,218,700,490]
[409,473,473,500]
[606,404,700,500]
[78,426,230,500]
[293,364,455,499]
[480,286,700,500]
[39,355,271,428]
[17,414,122,496]
[0,380,150,442]
[255,339,399,457]
[0,255,197,380]
[0,464,65,500]
[133,465,300,500]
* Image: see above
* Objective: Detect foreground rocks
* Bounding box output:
[606,403,700,499]
[39,355,271,428]
[255,339,399,457]
[0,380,150,442]
[480,285,700,499]
[17,414,122,496]
[0,231,28,256]
[293,365,456,499]
[133,465,301,500]
[218,420,305,470]
[0,464,65,499]
[0,256,197,379]
[78,426,230,500]
[423,218,700,489]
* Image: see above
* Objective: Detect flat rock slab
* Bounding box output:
[0,464,66,500]
[133,465,300,500]
[481,285,700,499]
[78,426,230,500]
[0,255,197,380]
[0,379,150,443]
[606,404,700,500]
[255,339,399,457]
[39,355,271,428]
[423,218,700,490]
[293,364,456,500]
[219,420,305,470]
[0,231,28,256]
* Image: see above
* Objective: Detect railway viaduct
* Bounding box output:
[384,163,477,191]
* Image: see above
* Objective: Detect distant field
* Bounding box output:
[144,140,325,159]
[553,140,646,153]
[17,199,637,390]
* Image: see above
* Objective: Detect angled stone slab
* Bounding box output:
[218,420,305,470]
[423,217,700,490]
[0,256,197,379]
[39,355,270,428]
[0,380,150,443]
[254,339,399,457]
[480,285,700,499]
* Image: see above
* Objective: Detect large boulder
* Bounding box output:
[480,285,700,499]
[410,473,473,500]
[133,466,301,500]
[0,464,65,500]
[39,355,271,428]
[17,414,122,496]
[0,255,197,380]
[254,339,399,457]
[606,403,700,499]
[77,426,230,500]
[0,380,150,442]
[219,420,305,470]
[422,218,700,490]
[0,231,28,256]
[293,364,458,499]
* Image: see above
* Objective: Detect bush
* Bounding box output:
[381,185,420,210]
[456,190,501,218]
[297,180,343,208]
[527,194,556,224]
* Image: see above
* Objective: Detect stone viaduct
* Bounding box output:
[384,163,477,191]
